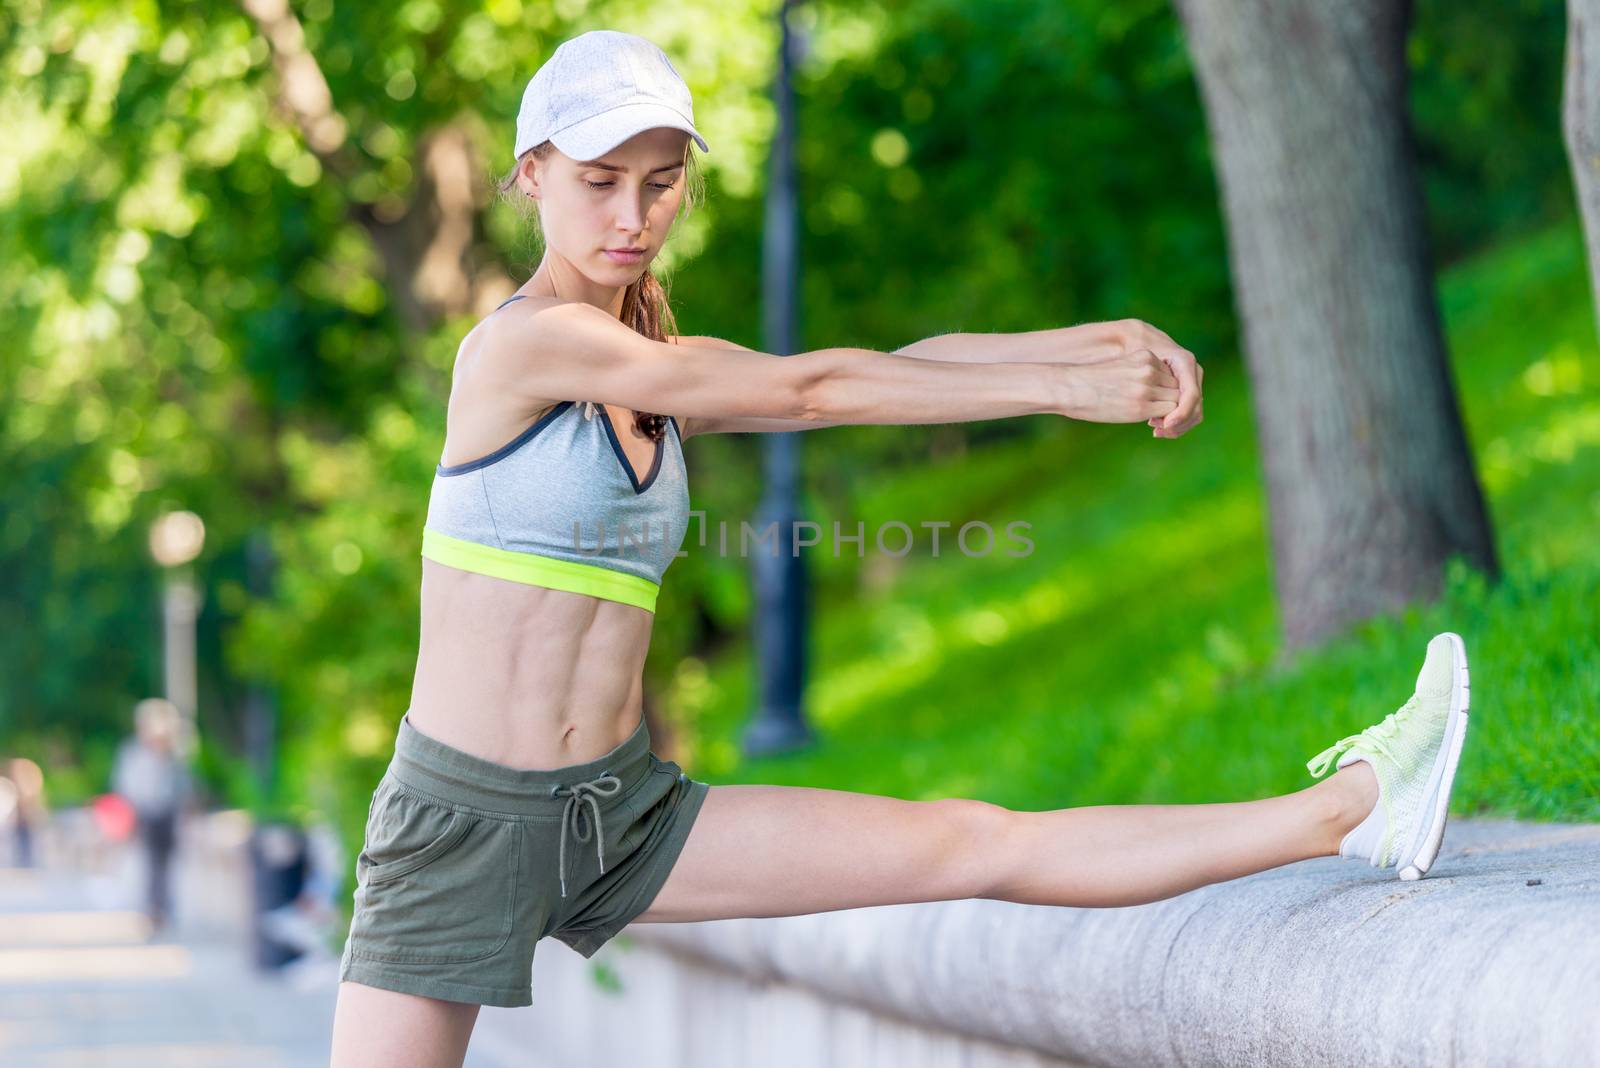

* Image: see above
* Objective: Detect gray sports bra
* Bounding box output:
[420,295,691,613]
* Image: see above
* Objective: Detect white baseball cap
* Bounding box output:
[514,30,710,162]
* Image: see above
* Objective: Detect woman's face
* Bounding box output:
[519,126,691,285]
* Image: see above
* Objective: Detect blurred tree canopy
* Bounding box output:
[0,0,1574,825]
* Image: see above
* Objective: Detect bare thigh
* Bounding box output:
[330,980,480,1068]
[633,784,1005,923]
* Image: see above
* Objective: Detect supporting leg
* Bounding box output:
[329,981,480,1068]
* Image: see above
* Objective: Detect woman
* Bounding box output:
[112,698,192,935]
[331,29,1472,1067]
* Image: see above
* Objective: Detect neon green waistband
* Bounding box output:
[420,527,659,613]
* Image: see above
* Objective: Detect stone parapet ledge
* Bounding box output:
[623,818,1600,1067]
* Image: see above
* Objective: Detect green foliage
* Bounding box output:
[677,221,1600,821]
[1410,0,1574,261]
[0,0,782,817]
[0,0,412,803]
[790,0,1234,353]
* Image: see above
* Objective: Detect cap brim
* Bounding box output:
[547,101,710,161]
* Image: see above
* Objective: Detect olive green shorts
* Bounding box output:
[338,710,709,1007]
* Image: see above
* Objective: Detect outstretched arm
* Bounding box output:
[673,319,1201,438]
[672,327,1112,436]
[662,330,1075,434]
[478,300,1185,437]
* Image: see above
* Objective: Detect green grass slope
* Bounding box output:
[666,221,1600,821]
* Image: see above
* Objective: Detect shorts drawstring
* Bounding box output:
[550,771,623,897]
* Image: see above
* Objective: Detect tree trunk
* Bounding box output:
[1564,0,1600,340]
[1172,0,1498,651]
[241,0,509,329]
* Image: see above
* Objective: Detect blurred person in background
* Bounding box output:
[0,771,17,865]
[261,819,349,979]
[112,697,193,933]
[1,758,47,867]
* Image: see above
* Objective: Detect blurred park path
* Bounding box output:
[0,812,338,1068]
[0,812,566,1068]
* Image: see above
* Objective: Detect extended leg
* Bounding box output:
[634,762,1377,922]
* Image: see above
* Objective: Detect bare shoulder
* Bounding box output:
[442,296,578,465]
[458,294,564,366]
[459,295,598,407]
[467,295,610,362]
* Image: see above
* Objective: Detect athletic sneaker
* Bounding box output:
[1306,632,1471,881]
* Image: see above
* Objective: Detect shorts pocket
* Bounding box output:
[349,783,521,965]
[354,778,463,886]
[363,811,470,886]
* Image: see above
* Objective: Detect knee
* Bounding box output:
[924,797,1017,900]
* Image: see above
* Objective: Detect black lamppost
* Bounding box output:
[742,0,814,758]
[243,531,278,801]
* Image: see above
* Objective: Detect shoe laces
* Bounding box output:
[1307,694,1418,779]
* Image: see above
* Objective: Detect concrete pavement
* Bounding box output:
[0,815,537,1068]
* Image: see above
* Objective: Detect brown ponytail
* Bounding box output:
[613,267,678,442]
[498,140,705,444]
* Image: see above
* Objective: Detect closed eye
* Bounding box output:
[585,180,677,191]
